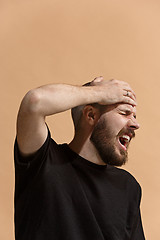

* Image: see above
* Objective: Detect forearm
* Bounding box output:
[20,83,101,117]
[16,79,136,155]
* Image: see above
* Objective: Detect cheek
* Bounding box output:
[111,116,127,130]
[106,121,125,138]
[99,114,127,138]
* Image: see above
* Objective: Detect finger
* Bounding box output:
[128,90,136,100]
[123,90,136,101]
[108,80,136,98]
[122,96,137,106]
[123,85,136,98]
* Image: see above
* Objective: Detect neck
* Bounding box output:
[69,134,106,166]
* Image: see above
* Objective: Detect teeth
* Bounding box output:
[121,135,130,142]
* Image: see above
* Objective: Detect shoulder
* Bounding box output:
[108,165,142,192]
[111,167,142,205]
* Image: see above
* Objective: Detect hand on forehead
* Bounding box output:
[90,77,137,107]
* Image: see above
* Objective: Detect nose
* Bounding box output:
[127,117,140,130]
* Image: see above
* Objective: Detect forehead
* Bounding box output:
[116,103,137,114]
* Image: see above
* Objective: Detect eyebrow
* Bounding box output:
[118,107,137,117]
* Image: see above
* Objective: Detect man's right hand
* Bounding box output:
[90,76,137,106]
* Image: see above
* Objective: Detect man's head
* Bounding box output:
[71,81,140,166]
[90,103,139,166]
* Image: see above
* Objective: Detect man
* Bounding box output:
[14,77,145,240]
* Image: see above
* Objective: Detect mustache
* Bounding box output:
[118,129,135,139]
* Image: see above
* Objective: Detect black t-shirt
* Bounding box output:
[14,129,145,240]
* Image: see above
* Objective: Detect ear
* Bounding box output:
[82,105,100,126]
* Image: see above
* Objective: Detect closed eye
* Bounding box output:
[120,112,127,116]
[120,110,136,119]
[120,111,131,116]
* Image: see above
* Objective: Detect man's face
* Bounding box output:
[90,104,140,166]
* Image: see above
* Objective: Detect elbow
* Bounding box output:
[20,89,42,114]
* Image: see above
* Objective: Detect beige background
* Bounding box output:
[0,0,159,239]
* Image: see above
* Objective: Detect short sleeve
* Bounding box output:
[14,127,51,170]
[14,127,52,198]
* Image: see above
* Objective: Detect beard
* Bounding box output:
[90,118,128,167]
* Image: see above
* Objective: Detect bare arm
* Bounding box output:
[16,78,136,156]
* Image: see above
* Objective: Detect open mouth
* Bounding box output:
[118,135,131,151]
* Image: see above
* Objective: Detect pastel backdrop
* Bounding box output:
[0,0,159,239]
